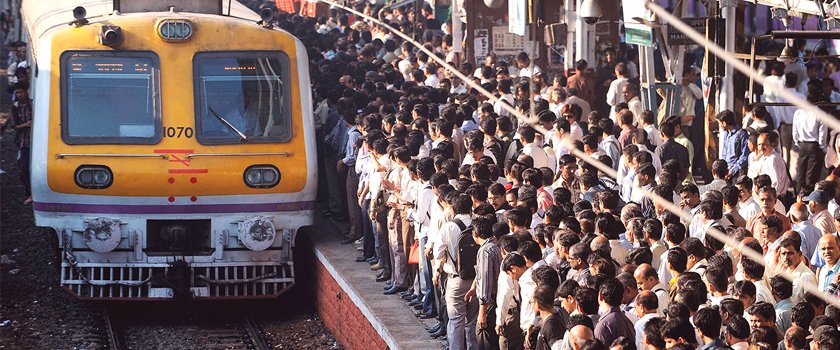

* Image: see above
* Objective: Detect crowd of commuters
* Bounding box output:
[278,3,840,350]
[3,39,31,205]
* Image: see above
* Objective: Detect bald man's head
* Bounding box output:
[634,263,659,290]
[790,202,808,222]
[570,325,595,350]
[591,235,609,252]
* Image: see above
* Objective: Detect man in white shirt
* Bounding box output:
[741,258,773,303]
[752,132,790,197]
[634,264,670,314]
[515,52,542,78]
[434,193,478,350]
[623,84,645,124]
[517,241,547,343]
[792,90,828,191]
[776,237,817,304]
[633,291,659,350]
[679,68,703,123]
[410,158,437,315]
[494,80,515,118]
[735,176,761,221]
[772,73,802,168]
[606,63,629,118]
[520,126,550,170]
[565,88,592,122]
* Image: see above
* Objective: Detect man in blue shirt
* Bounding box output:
[716,110,749,177]
[338,115,363,243]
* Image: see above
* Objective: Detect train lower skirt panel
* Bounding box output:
[60,262,295,299]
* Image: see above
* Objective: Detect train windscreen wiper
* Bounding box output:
[208,107,248,142]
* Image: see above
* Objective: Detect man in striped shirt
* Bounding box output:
[468,216,502,350]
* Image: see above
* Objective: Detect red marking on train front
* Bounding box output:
[168,177,175,184]
[168,169,208,174]
[168,154,190,167]
[190,196,197,202]
[190,177,197,183]
[168,196,175,202]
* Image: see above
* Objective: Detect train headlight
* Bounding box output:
[237,216,276,251]
[75,166,113,189]
[157,19,194,42]
[243,165,280,189]
[83,218,122,253]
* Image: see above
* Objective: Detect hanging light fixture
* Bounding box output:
[778,41,797,63]
[483,0,504,9]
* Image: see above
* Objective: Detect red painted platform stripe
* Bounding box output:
[168,169,208,174]
[153,149,193,154]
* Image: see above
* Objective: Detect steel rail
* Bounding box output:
[104,306,126,350]
[243,314,271,350]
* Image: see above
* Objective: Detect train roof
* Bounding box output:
[21,0,262,54]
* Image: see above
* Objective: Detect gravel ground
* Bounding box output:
[0,132,341,349]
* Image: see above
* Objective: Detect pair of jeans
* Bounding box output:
[419,236,435,315]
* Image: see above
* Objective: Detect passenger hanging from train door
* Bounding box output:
[6,82,32,205]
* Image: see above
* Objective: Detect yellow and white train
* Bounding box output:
[21,0,316,299]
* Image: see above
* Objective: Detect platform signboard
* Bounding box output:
[668,17,708,45]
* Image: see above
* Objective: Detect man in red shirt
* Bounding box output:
[566,60,596,107]
[746,186,791,236]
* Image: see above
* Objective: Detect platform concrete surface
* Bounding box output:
[306,215,446,350]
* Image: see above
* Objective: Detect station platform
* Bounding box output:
[301,213,445,350]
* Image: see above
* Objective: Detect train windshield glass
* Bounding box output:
[61,52,161,144]
[194,52,291,144]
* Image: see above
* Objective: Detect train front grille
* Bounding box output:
[60,263,295,299]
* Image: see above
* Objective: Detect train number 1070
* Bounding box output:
[164,126,194,138]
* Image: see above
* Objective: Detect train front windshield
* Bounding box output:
[194,52,291,144]
[60,52,161,144]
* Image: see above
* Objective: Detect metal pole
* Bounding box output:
[749,36,756,104]
[531,0,538,125]
[719,0,737,113]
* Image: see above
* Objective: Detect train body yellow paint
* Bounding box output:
[22,0,317,299]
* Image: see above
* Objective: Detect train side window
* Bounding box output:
[193,52,292,144]
[60,51,162,144]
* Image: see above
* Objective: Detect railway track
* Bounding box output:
[103,305,272,350]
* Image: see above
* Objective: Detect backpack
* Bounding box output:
[446,218,480,280]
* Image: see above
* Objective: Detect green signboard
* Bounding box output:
[625,25,653,47]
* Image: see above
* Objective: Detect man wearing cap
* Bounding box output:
[807,190,838,236]
[807,325,840,350]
